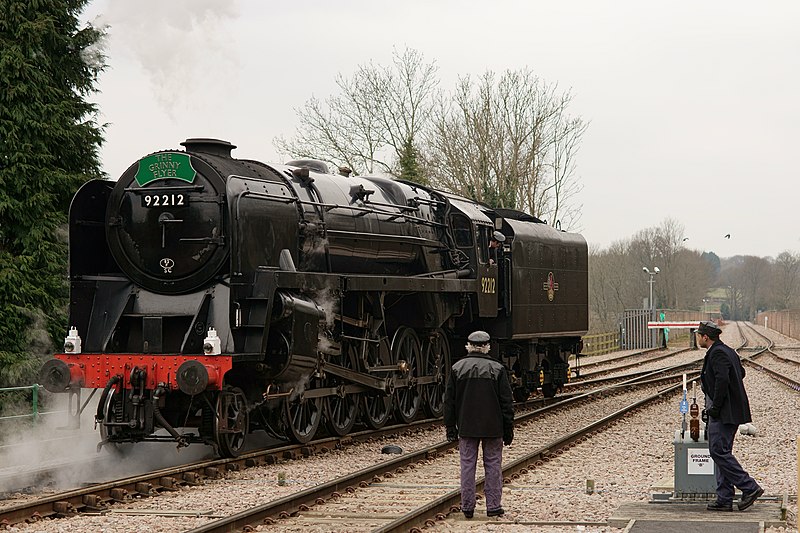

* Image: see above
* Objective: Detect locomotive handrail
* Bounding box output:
[408,196,446,207]
[325,229,440,247]
[311,200,444,227]
[362,197,420,212]
[123,184,205,193]
[231,190,445,227]
[233,191,297,204]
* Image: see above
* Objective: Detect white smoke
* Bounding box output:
[313,285,339,330]
[288,374,310,403]
[0,391,212,495]
[93,0,241,111]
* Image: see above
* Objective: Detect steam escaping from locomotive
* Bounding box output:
[40,138,588,457]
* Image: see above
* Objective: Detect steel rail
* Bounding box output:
[184,368,693,533]
[1,347,699,529]
[0,417,439,527]
[0,392,562,525]
[739,321,800,391]
[574,347,694,380]
[574,347,661,371]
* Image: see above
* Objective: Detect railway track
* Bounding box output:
[0,394,566,527]
[9,325,789,531]
[573,347,679,379]
[0,375,669,530]
[185,369,691,532]
[565,347,703,394]
[740,321,800,392]
[0,350,691,506]
[570,346,660,374]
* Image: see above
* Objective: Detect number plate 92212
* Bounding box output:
[141,193,187,208]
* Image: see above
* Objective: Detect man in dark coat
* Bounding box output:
[698,320,763,511]
[444,331,514,519]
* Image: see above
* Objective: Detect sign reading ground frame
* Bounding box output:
[687,448,714,475]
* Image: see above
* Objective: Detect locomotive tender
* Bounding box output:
[40,138,588,457]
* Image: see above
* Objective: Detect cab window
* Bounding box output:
[451,214,473,248]
[478,226,490,264]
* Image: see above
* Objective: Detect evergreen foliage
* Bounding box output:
[0,0,105,386]
[701,251,721,281]
[397,138,425,185]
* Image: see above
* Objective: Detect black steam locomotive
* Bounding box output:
[40,138,588,457]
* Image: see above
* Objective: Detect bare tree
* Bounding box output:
[274,47,438,182]
[626,219,699,309]
[671,249,713,310]
[424,69,586,229]
[723,255,770,320]
[589,240,643,330]
[769,251,800,310]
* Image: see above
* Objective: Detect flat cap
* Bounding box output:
[697,320,722,336]
[492,231,506,243]
[467,330,491,344]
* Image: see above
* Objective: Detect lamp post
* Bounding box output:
[643,266,660,347]
[702,298,709,318]
[642,266,660,313]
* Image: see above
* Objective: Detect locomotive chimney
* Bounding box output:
[181,138,236,158]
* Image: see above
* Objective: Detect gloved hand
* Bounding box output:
[701,409,708,423]
[503,428,513,446]
[446,426,458,442]
[706,406,721,419]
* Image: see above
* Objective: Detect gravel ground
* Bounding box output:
[751,325,800,349]
[570,348,656,367]
[433,362,798,532]
[5,426,449,532]
[6,322,798,532]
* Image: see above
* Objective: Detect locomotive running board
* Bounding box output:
[274,271,474,293]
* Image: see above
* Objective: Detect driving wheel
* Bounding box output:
[324,343,360,436]
[214,388,249,457]
[392,326,422,424]
[362,336,393,429]
[422,328,450,418]
[284,384,322,444]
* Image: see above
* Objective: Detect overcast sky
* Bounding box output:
[81,0,799,260]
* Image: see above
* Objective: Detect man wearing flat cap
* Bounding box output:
[697,321,763,512]
[444,331,514,519]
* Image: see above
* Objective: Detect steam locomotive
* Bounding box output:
[39,138,588,457]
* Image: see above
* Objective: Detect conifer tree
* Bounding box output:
[0,0,105,386]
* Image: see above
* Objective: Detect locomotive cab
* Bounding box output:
[446,198,500,319]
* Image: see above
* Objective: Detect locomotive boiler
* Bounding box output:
[39,138,588,457]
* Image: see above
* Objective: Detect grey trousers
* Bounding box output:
[707,419,760,503]
[458,436,504,512]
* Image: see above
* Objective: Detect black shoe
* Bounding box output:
[487,508,505,517]
[706,500,733,512]
[463,510,473,519]
[738,487,764,511]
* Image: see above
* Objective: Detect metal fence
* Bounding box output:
[622,309,656,349]
[621,309,705,350]
[0,384,41,423]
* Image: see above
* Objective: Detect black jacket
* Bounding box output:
[700,340,752,425]
[443,351,514,438]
